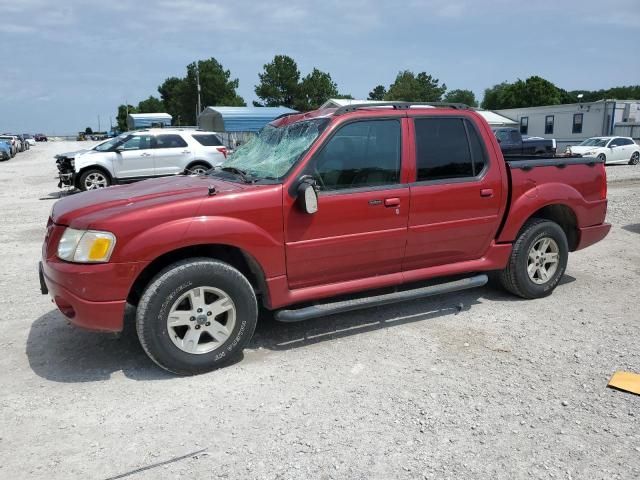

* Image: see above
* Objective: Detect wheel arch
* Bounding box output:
[127,244,270,309]
[526,204,578,251]
[185,159,213,171]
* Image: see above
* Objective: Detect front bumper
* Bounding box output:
[39,258,147,332]
[57,172,75,188]
[575,223,611,251]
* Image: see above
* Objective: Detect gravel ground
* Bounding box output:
[0,142,638,480]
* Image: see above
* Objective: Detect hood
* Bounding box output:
[51,174,258,228]
[569,145,604,154]
[55,148,91,159]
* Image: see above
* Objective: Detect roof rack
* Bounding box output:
[334,102,469,115]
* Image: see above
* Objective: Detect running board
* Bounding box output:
[274,274,488,323]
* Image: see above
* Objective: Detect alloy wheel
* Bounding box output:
[166,286,236,355]
[527,237,560,285]
[84,172,108,189]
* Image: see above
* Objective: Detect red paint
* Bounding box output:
[42,106,610,331]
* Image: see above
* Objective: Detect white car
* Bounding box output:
[566,136,640,165]
[55,129,228,191]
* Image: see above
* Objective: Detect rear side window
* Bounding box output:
[415,118,486,181]
[155,134,187,148]
[192,134,222,146]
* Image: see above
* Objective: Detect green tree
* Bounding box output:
[137,95,165,113]
[254,55,301,108]
[385,70,446,102]
[443,89,478,107]
[116,104,137,131]
[481,76,565,109]
[84,127,93,134]
[296,68,338,110]
[481,82,511,109]
[158,76,185,122]
[368,85,387,101]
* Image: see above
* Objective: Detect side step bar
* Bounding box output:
[275,274,488,323]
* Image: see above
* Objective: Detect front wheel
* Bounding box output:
[499,218,568,299]
[78,168,111,191]
[597,153,606,164]
[136,258,258,375]
[630,152,639,165]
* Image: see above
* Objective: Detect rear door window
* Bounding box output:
[415,117,488,181]
[155,134,188,149]
[192,134,223,146]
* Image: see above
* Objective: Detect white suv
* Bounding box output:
[55,129,227,191]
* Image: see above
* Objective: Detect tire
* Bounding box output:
[597,153,606,164]
[136,258,258,375]
[78,168,111,191]
[499,218,568,299]
[630,152,639,165]
[186,162,211,175]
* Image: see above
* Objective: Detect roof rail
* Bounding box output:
[334,102,469,115]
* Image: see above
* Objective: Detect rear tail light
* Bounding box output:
[216,147,227,159]
[600,163,607,200]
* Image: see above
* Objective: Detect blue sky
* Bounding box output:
[1,0,639,134]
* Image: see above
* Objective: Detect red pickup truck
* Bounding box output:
[40,102,610,374]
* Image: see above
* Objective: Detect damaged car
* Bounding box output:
[56,129,227,191]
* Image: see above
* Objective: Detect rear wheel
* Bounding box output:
[630,152,639,165]
[135,258,258,375]
[499,218,568,299]
[186,162,211,175]
[78,168,111,191]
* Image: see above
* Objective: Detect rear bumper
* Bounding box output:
[575,223,611,251]
[39,258,146,332]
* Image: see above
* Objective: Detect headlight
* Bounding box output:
[57,228,116,263]
[584,151,596,156]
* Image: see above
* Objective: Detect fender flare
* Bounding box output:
[118,215,285,279]
[497,182,586,243]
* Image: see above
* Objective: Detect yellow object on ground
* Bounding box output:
[608,371,640,395]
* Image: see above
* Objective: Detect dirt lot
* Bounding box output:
[0,141,638,480]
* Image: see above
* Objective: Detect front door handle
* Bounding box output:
[141,152,151,157]
[480,189,494,197]
[384,197,401,207]
[182,150,191,154]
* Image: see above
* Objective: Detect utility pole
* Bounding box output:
[98,115,101,133]
[196,63,202,116]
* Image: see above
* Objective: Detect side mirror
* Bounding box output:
[297,178,318,214]
[609,144,617,148]
[114,145,125,152]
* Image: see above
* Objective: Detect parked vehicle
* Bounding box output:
[493,127,557,156]
[0,135,18,157]
[13,134,29,151]
[40,102,610,375]
[566,137,639,165]
[23,134,36,147]
[34,133,48,142]
[55,129,227,191]
[0,140,11,160]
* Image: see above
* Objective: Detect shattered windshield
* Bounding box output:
[579,138,607,147]
[220,118,329,179]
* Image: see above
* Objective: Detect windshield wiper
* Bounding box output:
[216,166,255,183]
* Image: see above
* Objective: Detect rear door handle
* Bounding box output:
[141,152,151,157]
[384,197,401,207]
[480,189,494,197]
